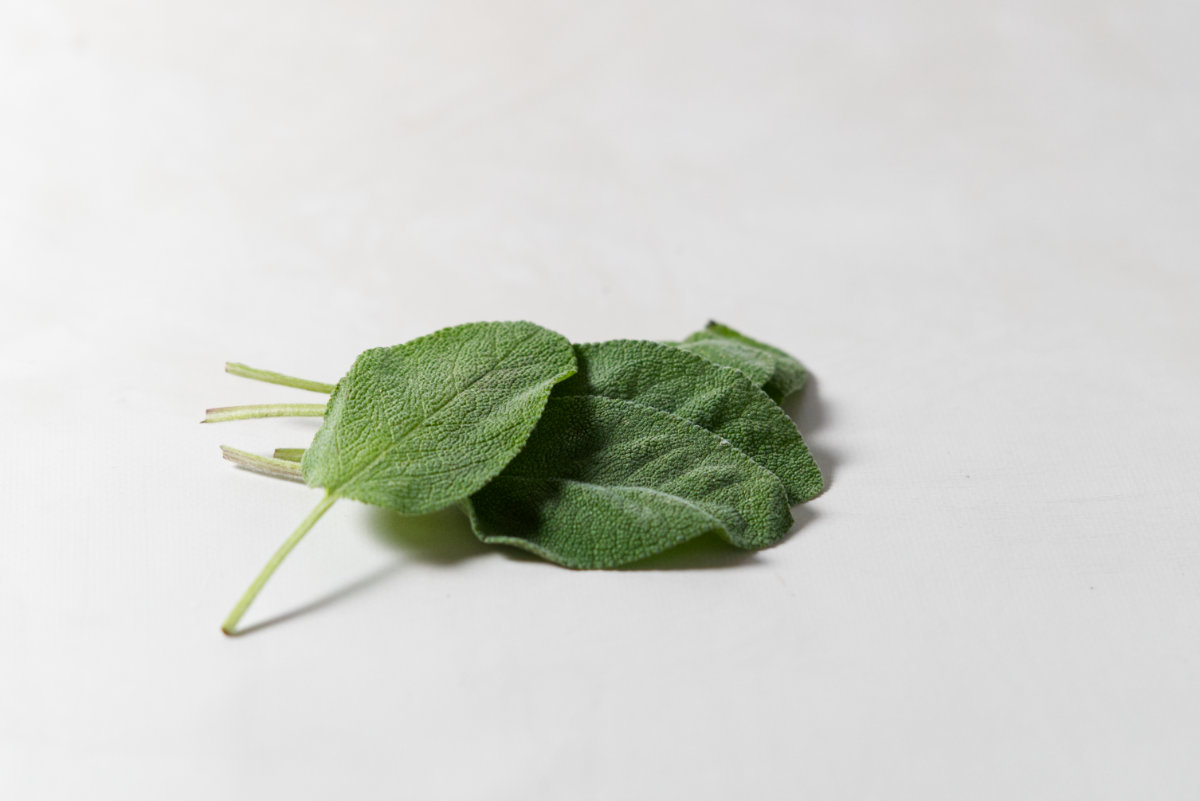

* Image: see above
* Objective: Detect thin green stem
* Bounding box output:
[221,446,304,482]
[273,448,306,462]
[203,403,326,423]
[225,362,335,394]
[222,492,338,636]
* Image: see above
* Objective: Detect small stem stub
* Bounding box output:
[222,493,339,635]
[273,448,306,462]
[221,446,305,482]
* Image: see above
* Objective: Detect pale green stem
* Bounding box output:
[222,492,338,636]
[225,362,335,394]
[272,448,306,462]
[203,403,326,423]
[221,446,304,482]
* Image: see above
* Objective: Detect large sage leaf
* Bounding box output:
[464,395,793,568]
[557,340,823,503]
[302,321,576,515]
[671,321,808,403]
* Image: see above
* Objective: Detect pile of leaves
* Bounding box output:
[206,321,823,634]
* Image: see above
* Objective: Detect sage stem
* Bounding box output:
[222,493,338,635]
[203,403,326,423]
[220,446,304,482]
[225,362,335,394]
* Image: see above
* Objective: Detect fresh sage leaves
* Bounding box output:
[556,339,822,503]
[464,395,793,568]
[205,320,823,634]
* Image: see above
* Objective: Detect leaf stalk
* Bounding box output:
[221,492,338,635]
[225,362,335,394]
[203,403,327,423]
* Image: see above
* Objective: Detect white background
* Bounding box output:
[2,1,1198,798]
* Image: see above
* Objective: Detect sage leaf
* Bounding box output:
[671,321,808,403]
[302,320,577,515]
[217,320,575,634]
[464,395,793,568]
[558,340,823,503]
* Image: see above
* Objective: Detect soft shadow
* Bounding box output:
[624,506,817,571]
[624,537,760,571]
[366,505,493,565]
[782,374,842,491]
[231,376,838,635]
[229,563,402,636]
[229,506,489,637]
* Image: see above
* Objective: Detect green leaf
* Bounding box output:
[464,395,793,568]
[671,321,808,402]
[211,319,827,632]
[301,321,577,516]
[558,340,823,503]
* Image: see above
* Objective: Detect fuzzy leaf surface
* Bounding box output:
[558,340,823,502]
[302,321,576,515]
[671,321,808,402]
[464,395,793,568]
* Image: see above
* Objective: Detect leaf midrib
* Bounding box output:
[493,474,726,528]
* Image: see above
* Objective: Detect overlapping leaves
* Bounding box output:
[669,320,809,403]
[208,320,823,633]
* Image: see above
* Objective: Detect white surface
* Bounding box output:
[2,1,1198,798]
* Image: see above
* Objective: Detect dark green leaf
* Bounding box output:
[671,321,808,402]
[558,339,823,502]
[464,395,793,568]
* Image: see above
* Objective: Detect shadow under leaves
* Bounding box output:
[233,377,835,634]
